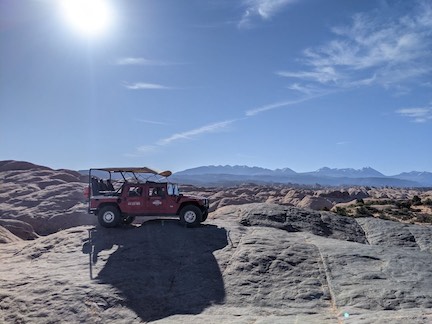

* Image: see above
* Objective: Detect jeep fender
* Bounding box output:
[95,202,122,215]
[177,202,202,215]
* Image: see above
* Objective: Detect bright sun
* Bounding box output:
[60,0,112,36]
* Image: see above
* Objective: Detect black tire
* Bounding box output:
[123,215,135,225]
[179,205,202,227]
[201,211,208,222]
[98,206,121,228]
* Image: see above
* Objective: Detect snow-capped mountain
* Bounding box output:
[172,165,431,187]
[307,167,385,178]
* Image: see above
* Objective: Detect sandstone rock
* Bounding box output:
[0,219,38,240]
[0,225,21,244]
[0,162,96,235]
[1,203,432,323]
[297,196,333,210]
[0,160,50,172]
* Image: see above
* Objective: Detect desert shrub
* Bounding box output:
[355,206,372,217]
[322,207,330,211]
[424,198,432,206]
[356,198,365,205]
[366,199,392,206]
[335,207,348,216]
[396,201,412,209]
[417,214,432,224]
[412,195,422,206]
[377,214,392,221]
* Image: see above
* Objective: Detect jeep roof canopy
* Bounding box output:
[91,167,172,177]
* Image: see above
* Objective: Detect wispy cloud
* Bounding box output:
[278,1,432,93]
[127,119,237,157]
[239,0,297,28]
[396,106,432,123]
[136,145,157,153]
[245,92,334,116]
[116,57,179,66]
[157,120,236,145]
[136,119,169,125]
[123,82,172,90]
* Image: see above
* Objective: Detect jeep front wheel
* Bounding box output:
[98,206,121,228]
[179,205,202,227]
[201,211,208,222]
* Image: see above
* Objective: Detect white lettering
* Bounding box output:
[152,200,162,206]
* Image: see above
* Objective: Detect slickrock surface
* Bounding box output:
[0,161,96,236]
[1,203,432,323]
[184,185,432,212]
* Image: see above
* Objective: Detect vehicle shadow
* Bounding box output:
[82,220,228,322]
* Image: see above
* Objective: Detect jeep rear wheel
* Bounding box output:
[98,206,121,228]
[179,205,202,227]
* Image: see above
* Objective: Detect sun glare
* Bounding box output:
[60,0,112,36]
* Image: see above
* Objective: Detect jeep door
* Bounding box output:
[146,185,171,215]
[122,185,145,214]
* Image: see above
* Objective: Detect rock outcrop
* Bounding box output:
[0,161,96,236]
[1,203,432,323]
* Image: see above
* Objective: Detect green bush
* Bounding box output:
[412,195,422,206]
[396,201,412,209]
[417,214,432,223]
[335,207,348,216]
[356,206,372,217]
[356,198,365,205]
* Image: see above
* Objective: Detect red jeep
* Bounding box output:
[85,167,209,228]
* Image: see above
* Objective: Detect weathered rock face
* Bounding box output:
[0,219,39,240]
[187,185,432,214]
[0,225,21,244]
[1,203,432,323]
[297,196,333,211]
[0,161,96,236]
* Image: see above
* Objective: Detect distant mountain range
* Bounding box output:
[171,165,432,187]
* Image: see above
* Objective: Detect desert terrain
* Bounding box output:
[1,161,432,323]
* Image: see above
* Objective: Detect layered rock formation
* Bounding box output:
[0,160,96,237]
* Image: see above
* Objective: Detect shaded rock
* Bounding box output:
[356,217,426,249]
[235,203,367,244]
[0,219,39,240]
[0,225,21,244]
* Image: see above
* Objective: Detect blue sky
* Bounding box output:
[1,0,431,175]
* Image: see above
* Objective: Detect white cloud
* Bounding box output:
[278,1,432,92]
[239,0,297,28]
[157,120,235,145]
[245,92,332,116]
[123,82,172,90]
[396,106,432,123]
[136,119,168,125]
[136,145,157,153]
[116,57,176,66]
[277,66,342,84]
[127,119,237,157]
